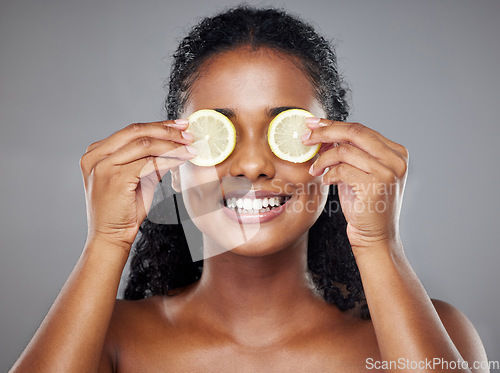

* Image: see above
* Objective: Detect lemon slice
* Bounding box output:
[185,109,236,167]
[268,109,320,163]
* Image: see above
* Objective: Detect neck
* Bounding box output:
[186,232,327,346]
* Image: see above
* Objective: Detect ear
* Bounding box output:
[170,166,182,193]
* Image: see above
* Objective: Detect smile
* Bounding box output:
[223,196,291,214]
[220,190,293,224]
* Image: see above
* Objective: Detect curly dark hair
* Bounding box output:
[124,5,369,320]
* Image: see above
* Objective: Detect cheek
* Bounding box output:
[179,163,217,192]
[283,159,327,199]
[178,163,223,218]
[305,178,329,217]
[317,183,329,217]
[283,171,329,222]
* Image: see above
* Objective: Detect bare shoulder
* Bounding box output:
[113,297,163,317]
[99,296,170,371]
[431,299,489,366]
[108,296,168,335]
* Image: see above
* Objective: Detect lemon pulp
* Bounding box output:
[268,109,320,163]
[185,109,236,167]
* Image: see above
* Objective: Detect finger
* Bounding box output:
[83,120,193,166]
[84,137,196,177]
[304,119,408,162]
[330,121,406,156]
[322,162,374,189]
[86,119,190,152]
[136,154,188,181]
[91,144,192,196]
[103,137,197,168]
[303,120,392,158]
[306,118,398,149]
[310,143,393,178]
[135,156,190,222]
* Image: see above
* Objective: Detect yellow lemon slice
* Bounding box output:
[268,109,320,163]
[185,109,236,167]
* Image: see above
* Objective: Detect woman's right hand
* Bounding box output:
[79,119,196,253]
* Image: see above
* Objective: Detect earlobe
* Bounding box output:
[171,167,182,193]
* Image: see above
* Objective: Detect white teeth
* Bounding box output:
[231,206,273,214]
[224,196,289,213]
[253,199,262,210]
[243,198,253,210]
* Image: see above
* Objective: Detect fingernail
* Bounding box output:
[169,119,189,129]
[181,131,194,141]
[306,117,321,124]
[301,129,312,142]
[309,163,314,175]
[185,145,198,154]
[306,121,328,129]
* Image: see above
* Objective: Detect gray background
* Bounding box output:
[1,0,499,370]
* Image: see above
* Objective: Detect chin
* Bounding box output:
[202,217,310,259]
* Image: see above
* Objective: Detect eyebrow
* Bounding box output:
[212,106,307,120]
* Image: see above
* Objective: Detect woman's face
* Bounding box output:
[174,46,328,258]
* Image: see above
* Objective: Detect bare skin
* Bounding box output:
[11,47,489,373]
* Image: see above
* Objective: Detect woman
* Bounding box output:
[11,6,489,372]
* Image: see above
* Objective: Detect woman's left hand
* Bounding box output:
[302,118,409,251]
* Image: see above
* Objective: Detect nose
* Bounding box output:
[228,135,276,181]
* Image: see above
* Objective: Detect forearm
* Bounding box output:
[10,240,129,373]
[353,240,469,373]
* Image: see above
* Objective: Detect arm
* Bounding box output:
[10,119,195,372]
[10,240,128,373]
[304,118,488,372]
[354,243,489,372]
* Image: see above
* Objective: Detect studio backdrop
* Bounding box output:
[1,0,499,370]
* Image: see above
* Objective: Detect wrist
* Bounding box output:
[351,235,405,263]
[351,239,415,294]
[83,235,132,266]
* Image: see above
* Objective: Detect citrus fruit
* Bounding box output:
[267,109,320,163]
[185,109,236,167]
